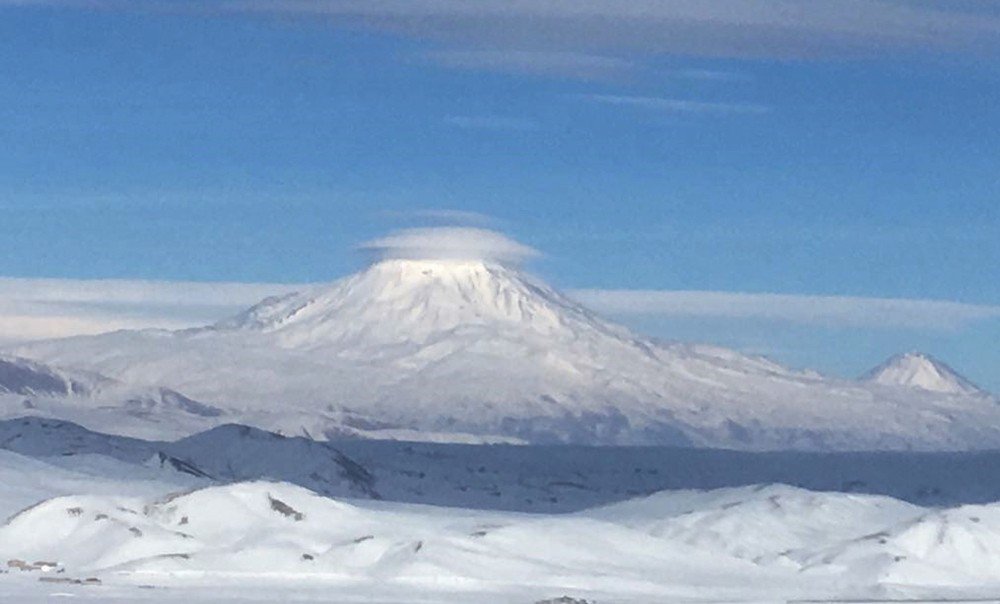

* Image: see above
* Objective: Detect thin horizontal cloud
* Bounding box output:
[426,50,637,80]
[669,69,751,83]
[443,115,538,132]
[570,289,1000,330]
[584,94,769,115]
[0,277,299,343]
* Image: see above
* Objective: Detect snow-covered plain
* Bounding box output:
[7,257,999,451]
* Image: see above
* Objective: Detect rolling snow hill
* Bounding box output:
[9,257,998,450]
[3,480,1000,602]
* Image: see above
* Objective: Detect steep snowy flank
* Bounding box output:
[862,352,985,396]
[9,255,999,450]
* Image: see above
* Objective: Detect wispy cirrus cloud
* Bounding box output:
[204,0,1000,59]
[426,50,638,80]
[668,69,752,83]
[583,94,770,115]
[443,115,538,132]
[11,1,1000,79]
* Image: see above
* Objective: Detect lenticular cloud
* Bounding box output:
[359,227,539,264]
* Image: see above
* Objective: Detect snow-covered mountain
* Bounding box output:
[8,255,998,450]
[862,351,985,396]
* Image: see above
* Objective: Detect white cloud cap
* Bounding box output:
[359,227,540,264]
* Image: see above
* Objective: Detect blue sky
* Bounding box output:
[1,1,998,388]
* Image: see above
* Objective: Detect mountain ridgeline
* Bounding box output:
[4,258,997,451]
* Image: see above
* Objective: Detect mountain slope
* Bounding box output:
[862,352,985,396]
[0,354,100,397]
[9,258,999,450]
[0,354,224,440]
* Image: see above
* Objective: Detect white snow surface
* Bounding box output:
[3,479,1000,603]
[9,259,999,450]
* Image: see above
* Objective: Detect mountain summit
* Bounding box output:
[8,230,1000,451]
[214,258,628,352]
[862,352,985,396]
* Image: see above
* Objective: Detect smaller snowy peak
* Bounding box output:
[862,352,985,396]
